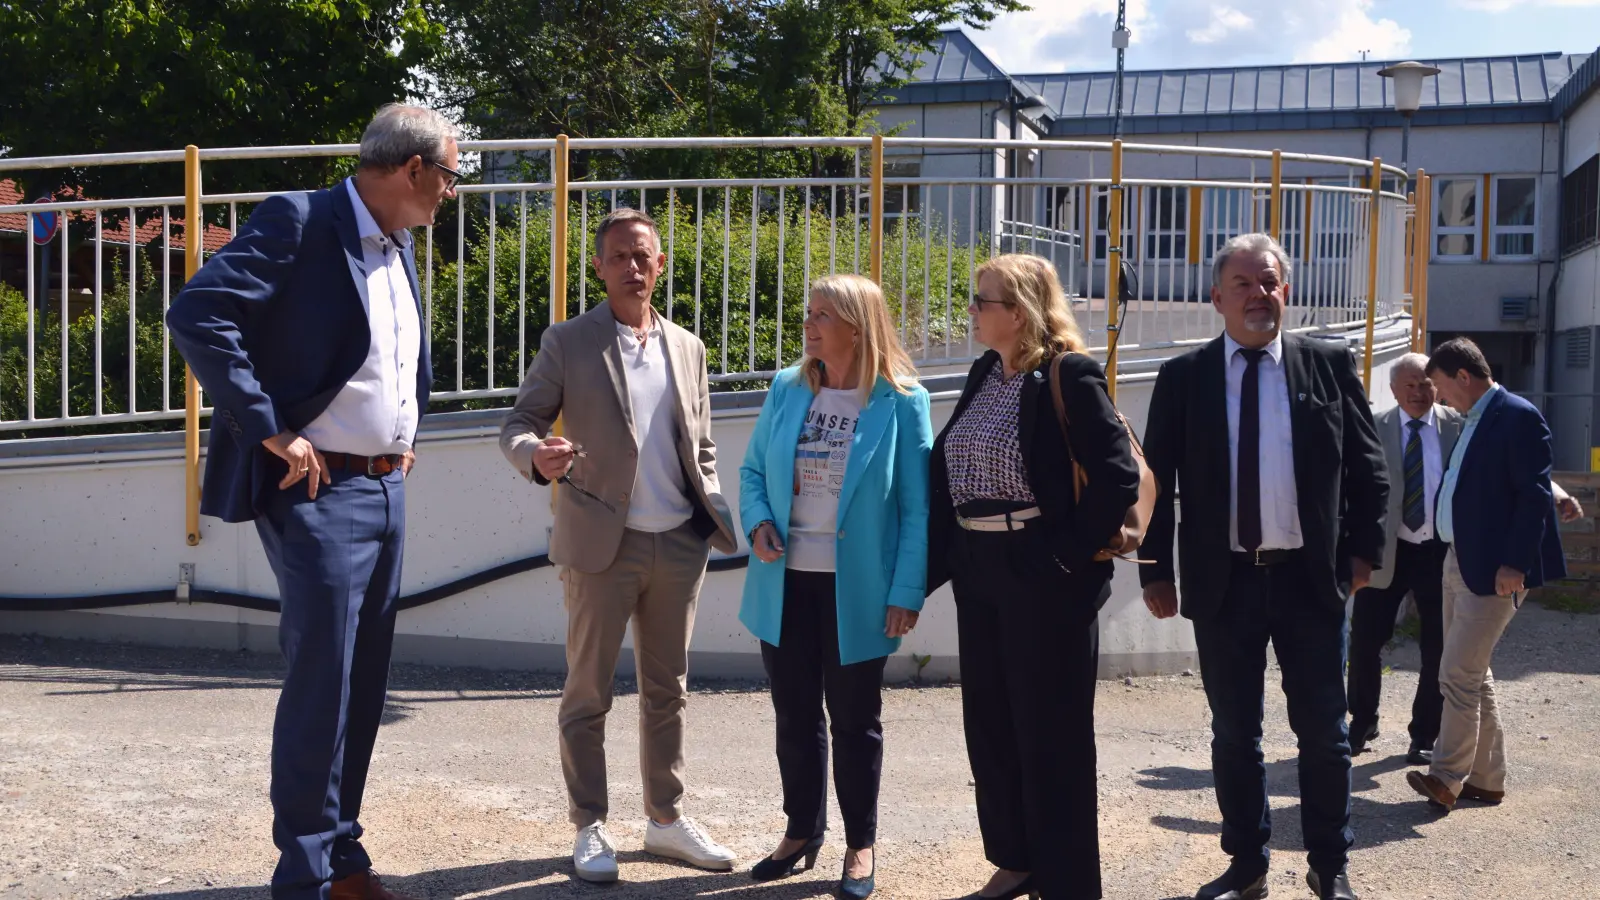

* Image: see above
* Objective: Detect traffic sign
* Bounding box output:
[31,198,59,246]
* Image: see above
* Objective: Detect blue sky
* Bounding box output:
[979,0,1600,74]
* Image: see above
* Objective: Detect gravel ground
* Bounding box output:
[2,601,1597,900]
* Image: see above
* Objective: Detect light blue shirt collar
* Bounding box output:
[1465,383,1501,421]
[344,177,413,249]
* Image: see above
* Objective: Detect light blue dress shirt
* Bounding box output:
[1436,384,1502,544]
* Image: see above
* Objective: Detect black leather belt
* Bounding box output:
[321,452,402,476]
[1232,548,1296,567]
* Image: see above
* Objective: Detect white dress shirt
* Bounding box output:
[617,315,694,533]
[300,179,422,456]
[1396,406,1443,544]
[1225,333,1303,551]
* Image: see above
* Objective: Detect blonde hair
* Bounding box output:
[976,253,1085,372]
[798,274,919,404]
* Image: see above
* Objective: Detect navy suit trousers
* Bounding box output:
[255,466,406,900]
[1191,554,1353,882]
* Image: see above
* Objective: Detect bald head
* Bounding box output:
[1390,352,1437,419]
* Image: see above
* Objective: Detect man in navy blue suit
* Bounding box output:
[1407,337,1565,813]
[167,104,456,900]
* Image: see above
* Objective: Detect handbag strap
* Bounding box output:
[1048,352,1087,503]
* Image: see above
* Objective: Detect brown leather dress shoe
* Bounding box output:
[1458,782,1505,804]
[1406,771,1457,811]
[329,870,418,900]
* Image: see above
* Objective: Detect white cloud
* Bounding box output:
[1454,0,1600,11]
[973,0,1153,74]
[1187,7,1254,44]
[979,0,1414,73]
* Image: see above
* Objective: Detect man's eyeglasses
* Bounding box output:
[429,160,462,190]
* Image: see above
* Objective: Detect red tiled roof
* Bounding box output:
[0,179,233,253]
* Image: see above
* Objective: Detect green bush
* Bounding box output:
[0,255,183,439]
[428,191,985,409]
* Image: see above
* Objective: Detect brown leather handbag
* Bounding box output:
[1048,352,1159,562]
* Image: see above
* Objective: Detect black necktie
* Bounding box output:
[1237,348,1268,551]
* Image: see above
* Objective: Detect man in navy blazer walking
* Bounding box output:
[167,104,456,900]
[1407,337,1564,813]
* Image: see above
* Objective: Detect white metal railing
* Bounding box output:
[0,137,1419,438]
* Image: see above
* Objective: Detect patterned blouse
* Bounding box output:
[946,364,1036,506]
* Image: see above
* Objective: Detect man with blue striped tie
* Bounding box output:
[1347,352,1462,764]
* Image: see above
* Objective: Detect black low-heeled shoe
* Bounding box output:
[960,875,1037,900]
[751,837,824,882]
[838,850,875,900]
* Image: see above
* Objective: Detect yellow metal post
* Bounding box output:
[1417,173,1431,351]
[869,134,884,285]
[1408,188,1420,333]
[1269,149,1283,240]
[183,145,203,547]
[1106,139,1124,401]
[551,135,570,511]
[553,135,569,323]
[1363,157,1382,393]
[1187,186,1202,265]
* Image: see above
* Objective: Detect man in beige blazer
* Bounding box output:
[1347,352,1462,764]
[500,208,738,883]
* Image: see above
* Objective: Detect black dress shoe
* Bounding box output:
[1195,867,1268,900]
[1307,869,1358,900]
[838,852,874,900]
[959,875,1037,900]
[1349,722,1379,756]
[1405,742,1433,766]
[751,837,823,882]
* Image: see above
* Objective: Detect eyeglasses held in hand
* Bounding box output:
[556,442,615,512]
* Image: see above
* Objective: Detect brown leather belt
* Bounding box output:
[321,452,402,476]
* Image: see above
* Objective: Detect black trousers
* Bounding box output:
[760,569,887,849]
[1191,554,1352,882]
[1347,538,1447,748]
[950,524,1103,900]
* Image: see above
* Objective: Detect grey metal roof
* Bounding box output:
[901,29,1011,84]
[1553,49,1600,119]
[1016,54,1591,120]
[886,28,1600,133]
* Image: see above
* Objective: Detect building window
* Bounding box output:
[1561,154,1599,255]
[874,158,921,219]
[1143,186,1186,260]
[1201,186,1251,260]
[1093,186,1136,260]
[1491,175,1537,259]
[1435,177,1477,259]
[1311,179,1358,260]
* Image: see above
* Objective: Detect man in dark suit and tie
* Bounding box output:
[167,104,456,900]
[1406,338,1565,812]
[1347,353,1462,764]
[1141,233,1388,900]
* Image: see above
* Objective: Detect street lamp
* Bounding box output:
[1378,60,1441,172]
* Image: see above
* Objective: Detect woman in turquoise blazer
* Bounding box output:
[739,274,932,900]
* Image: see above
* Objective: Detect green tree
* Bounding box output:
[0,0,442,199]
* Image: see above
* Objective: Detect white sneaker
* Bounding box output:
[642,817,737,871]
[573,822,619,882]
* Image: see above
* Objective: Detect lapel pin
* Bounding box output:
[1298,392,1307,401]
[1032,370,1044,380]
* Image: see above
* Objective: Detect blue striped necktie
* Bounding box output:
[1403,418,1426,532]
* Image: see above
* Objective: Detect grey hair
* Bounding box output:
[358,104,458,169]
[1390,351,1431,382]
[1211,233,1294,287]
[593,208,661,257]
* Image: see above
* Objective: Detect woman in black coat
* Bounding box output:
[928,253,1141,900]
